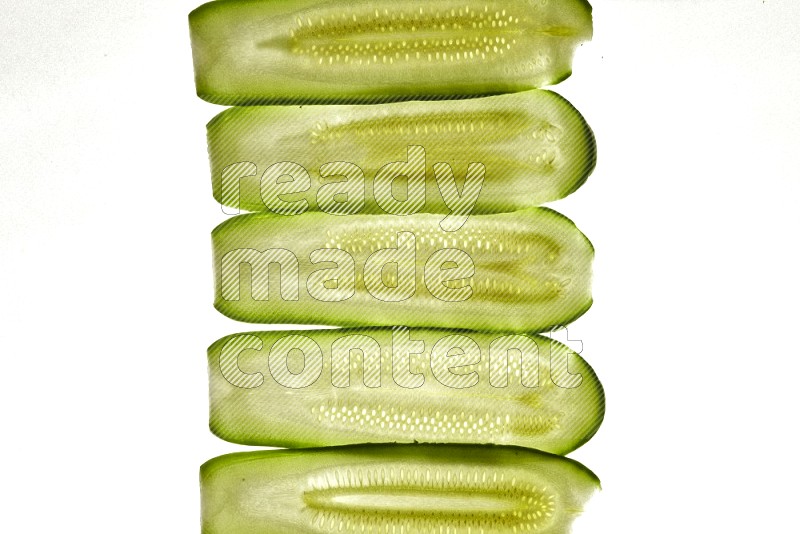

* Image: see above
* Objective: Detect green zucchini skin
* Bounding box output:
[201,443,600,534]
[189,0,594,105]
[211,208,593,331]
[208,327,604,454]
[208,90,596,214]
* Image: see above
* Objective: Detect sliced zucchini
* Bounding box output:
[208,90,596,214]
[208,327,604,454]
[201,443,600,533]
[212,208,593,331]
[189,0,593,104]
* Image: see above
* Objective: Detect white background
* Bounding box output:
[1,0,798,531]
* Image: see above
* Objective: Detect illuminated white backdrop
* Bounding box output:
[1,1,798,532]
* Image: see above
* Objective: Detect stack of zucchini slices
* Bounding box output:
[190,1,602,532]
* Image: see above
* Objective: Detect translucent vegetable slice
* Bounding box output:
[189,0,594,104]
[208,327,604,453]
[201,443,600,533]
[208,90,596,214]
[211,208,594,331]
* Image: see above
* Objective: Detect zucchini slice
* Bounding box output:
[212,208,593,331]
[208,327,604,454]
[201,443,600,533]
[189,0,594,104]
[208,90,596,214]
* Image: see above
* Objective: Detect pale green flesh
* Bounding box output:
[211,209,594,331]
[208,327,604,454]
[189,0,593,104]
[208,90,595,213]
[201,444,600,533]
